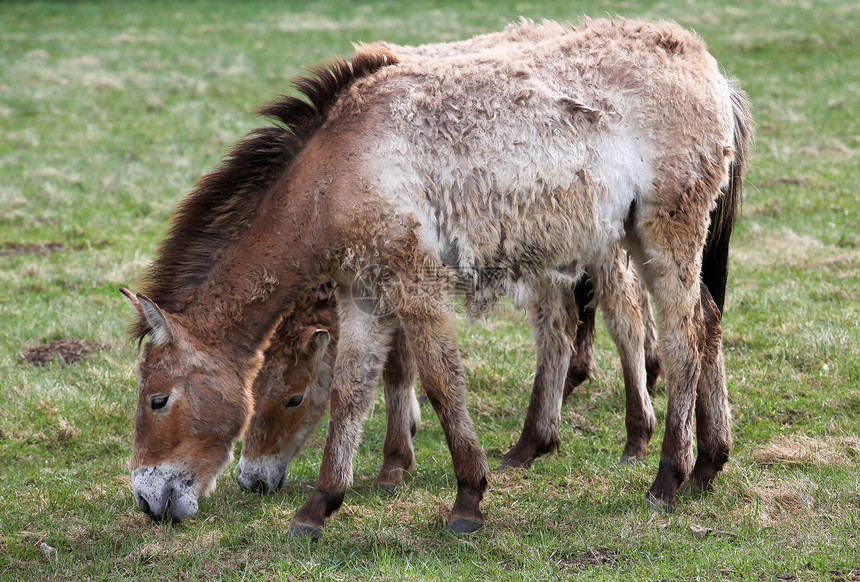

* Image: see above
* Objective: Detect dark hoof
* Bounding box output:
[619,455,640,466]
[376,482,398,497]
[445,516,483,536]
[287,522,323,540]
[498,453,532,471]
[495,461,524,473]
[644,492,674,514]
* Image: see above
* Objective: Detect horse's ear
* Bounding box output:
[120,287,142,315]
[305,328,330,356]
[138,294,174,346]
[120,288,174,346]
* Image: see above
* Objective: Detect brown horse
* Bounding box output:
[236,262,661,496]
[237,21,663,498]
[123,18,751,537]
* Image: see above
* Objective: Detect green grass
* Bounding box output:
[2,0,859,580]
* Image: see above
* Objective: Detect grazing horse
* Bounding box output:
[235,270,659,495]
[122,18,751,538]
[237,21,663,498]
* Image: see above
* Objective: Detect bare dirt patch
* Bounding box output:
[557,548,619,570]
[19,339,108,366]
[1,242,64,257]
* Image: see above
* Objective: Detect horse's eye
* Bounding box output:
[284,394,304,408]
[150,395,170,410]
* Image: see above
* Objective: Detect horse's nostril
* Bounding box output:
[137,494,151,515]
[252,479,271,495]
[138,496,166,523]
[163,494,173,519]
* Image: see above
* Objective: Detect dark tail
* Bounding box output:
[700,83,752,314]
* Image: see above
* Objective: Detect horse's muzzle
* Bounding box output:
[236,456,286,495]
[132,465,199,522]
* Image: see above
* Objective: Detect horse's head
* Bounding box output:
[121,289,256,522]
[235,284,337,494]
[236,322,333,494]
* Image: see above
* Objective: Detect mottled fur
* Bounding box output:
[124,18,751,534]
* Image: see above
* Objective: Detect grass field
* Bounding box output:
[1,0,859,580]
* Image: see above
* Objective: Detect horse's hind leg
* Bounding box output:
[629,213,709,513]
[289,293,397,539]
[590,249,656,464]
[563,276,595,402]
[638,276,662,393]
[502,285,576,468]
[683,282,731,495]
[376,325,420,493]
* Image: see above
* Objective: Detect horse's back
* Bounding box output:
[322,19,736,285]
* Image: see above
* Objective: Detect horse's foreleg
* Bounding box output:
[289,297,396,539]
[591,251,656,464]
[376,325,420,493]
[392,291,487,534]
[502,285,576,468]
[683,282,731,495]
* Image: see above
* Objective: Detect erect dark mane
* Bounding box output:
[132,47,397,341]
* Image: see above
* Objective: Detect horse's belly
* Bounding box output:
[373,112,650,303]
[417,148,644,275]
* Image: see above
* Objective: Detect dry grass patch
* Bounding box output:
[744,478,816,516]
[734,225,860,279]
[736,452,859,533]
[753,435,860,468]
[739,480,820,530]
[733,226,824,269]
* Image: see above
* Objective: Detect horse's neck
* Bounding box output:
[185,204,326,361]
